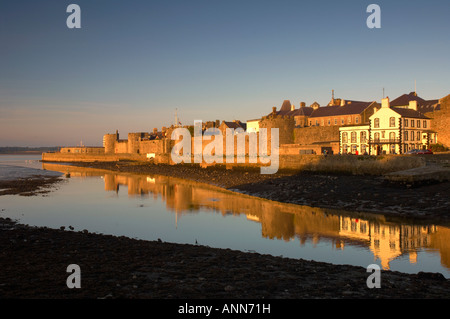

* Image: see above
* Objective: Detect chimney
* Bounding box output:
[381,97,390,108]
[291,105,295,111]
[340,99,346,106]
[409,100,418,111]
[272,106,277,113]
[300,102,306,107]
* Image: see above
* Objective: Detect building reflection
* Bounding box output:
[43,163,450,271]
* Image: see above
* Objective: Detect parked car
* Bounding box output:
[417,149,433,154]
[405,149,433,155]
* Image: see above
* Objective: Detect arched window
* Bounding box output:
[351,132,357,143]
[374,118,380,128]
[389,117,396,127]
[374,132,380,141]
[389,132,396,141]
[342,132,348,143]
[360,131,367,143]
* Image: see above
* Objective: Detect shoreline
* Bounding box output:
[1,216,450,299]
[1,160,450,298]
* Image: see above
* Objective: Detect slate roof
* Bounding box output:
[222,121,247,130]
[391,108,430,119]
[309,101,375,118]
[390,92,426,107]
[390,92,440,113]
[274,100,316,117]
[418,99,440,113]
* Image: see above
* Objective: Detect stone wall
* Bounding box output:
[259,113,295,145]
[42,153,147,162]
[426,94,450,147]
[60,147,105,154]
[293,126,340,145]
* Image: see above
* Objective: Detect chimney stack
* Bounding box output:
[409,100,418,111]
[381,97,390,108]
[291,105,295,111]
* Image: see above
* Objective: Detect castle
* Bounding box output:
[53,90,449,162]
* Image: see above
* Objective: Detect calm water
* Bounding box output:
[1,154,450,278]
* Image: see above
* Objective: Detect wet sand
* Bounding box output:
[1,161,450,299]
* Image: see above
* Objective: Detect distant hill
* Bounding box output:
[0,147,60,154]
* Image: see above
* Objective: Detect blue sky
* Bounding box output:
[1,0,449,146]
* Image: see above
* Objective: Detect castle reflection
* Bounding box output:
[43,163,450,272]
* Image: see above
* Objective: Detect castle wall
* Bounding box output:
[259,114,295,146]
[103,133,117,154]
[293,126,340,145]
[127,133,142,154]
[60,147,105,154]
[115,141,128,154]
[139,139,166,154]
[426,94,450,147]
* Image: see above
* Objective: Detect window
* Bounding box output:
[343,144,348,154]
[389,117,396,127]
[309,120,312,126]
[374,118,380,128]
[404,131,408,141]
[328,119,331,125]
[360,131,367,143]
[404,119,408,127]
[355,117,359,124]
[411,131,415,141]
[423,120,427,128]
[315,120,319,126]
[334,118,337,125]
[417,131,421,141]
[374,132,380,141]
[351,132,357,143]
[341,119,344,125]
[360,223,367,234]
[389,132,396,141]
[411,120,415,128]
[417,120,420,128]
[342,132,348,143]
[348,117,352,124]
[381,131,385,139]
[390,144,396,154]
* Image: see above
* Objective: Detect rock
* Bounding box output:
[417,272,446,281]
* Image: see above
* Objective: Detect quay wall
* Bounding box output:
[42,152,425,175]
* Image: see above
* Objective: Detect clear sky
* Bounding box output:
[1,0,449,147]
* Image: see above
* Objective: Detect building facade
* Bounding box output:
[339,98,437,155]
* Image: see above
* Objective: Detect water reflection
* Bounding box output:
[42,163,450,274]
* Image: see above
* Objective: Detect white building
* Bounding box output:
[339,97,437,155]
